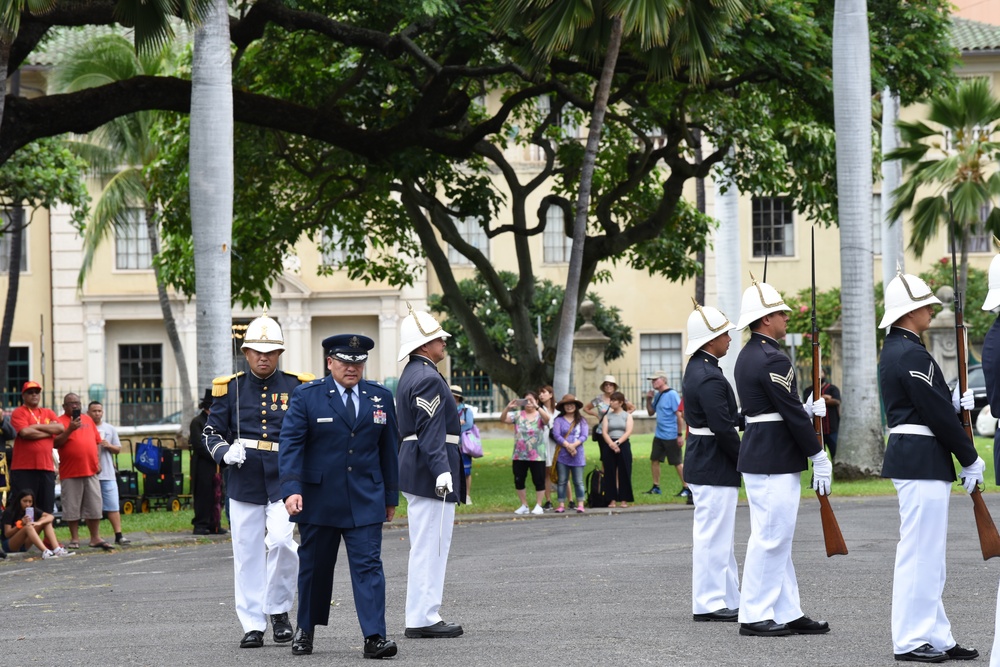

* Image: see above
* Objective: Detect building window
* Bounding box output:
[115,209,152,270]
[968,204,997,253]
[543,205,573,263]
[751,197,794,257]
[447,216,490,265]
[4,346,29,405]
[118,343,163,425]
[871,193,882,255]
[0,210,27,273]
[640,333,683,388]
[319,227,363,268]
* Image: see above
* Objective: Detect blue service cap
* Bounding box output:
[323,334,374,363]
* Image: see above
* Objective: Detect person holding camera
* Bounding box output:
[501,391,551,515]
[54,393,114,551]
[2,489,63,558]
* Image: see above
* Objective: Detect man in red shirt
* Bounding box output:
[54,393,113,550]
[9,381,63,515]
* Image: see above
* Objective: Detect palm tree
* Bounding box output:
[495,0,748,398]
[834,0,884,474]
[880,87,905,286]
[50,34,197,427]
[189,0,234,390]
[887,77,1000,298]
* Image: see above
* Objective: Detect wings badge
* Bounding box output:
[416,394,442,418]
[768,367,794,393]
[909,363,935,387]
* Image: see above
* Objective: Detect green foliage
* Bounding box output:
[918,257,993,342]
[428,270,632,372]
[783,286,842,367]
[0,138,90,228]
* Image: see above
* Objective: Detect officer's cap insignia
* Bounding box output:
[350,336,360,348]
[909,363,935,387]
[768,367,794,393]
[416,394,442,418]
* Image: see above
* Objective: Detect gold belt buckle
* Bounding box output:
[257,440,273,452]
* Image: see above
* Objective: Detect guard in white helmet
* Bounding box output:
[395,306,464,639]
[982,249,1000,667]
[203,308,315,649]
[733,274,831,638]
[878,271,982,662]
[681,300,740,623]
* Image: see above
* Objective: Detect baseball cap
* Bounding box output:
[22,381,41,392]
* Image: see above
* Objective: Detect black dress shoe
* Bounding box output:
[739,620,792,637]
[240,630,264,648]
[291,627,313,655]
[215,527,228,535]
[403,620,464,638]
[895,643,948,663]
[946,645,979,660]
[786,616,830,634]
[693,607,739,622]
[271,613,293,643]
[363,635,398,659]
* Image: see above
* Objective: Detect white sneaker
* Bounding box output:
[514,505,530,515]
[531,504,544,515]
[465,496,473,505]
[52,547,74,557]
[42,549,56,559]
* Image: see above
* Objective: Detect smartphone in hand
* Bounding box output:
[24,507,34,522]
[72,407,81,419]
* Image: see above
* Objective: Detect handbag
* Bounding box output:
[134,437,162,475]
[549,444,562,483]
[592,407,608,442]
[460,425,484,458]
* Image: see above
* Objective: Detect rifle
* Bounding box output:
[811,227,848,557]
[950,216,1000,560]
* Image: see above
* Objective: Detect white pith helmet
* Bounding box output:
[241,306,285,353]
[686,298,736,355]
[878,270,942,329]
[398,304,451,362]
[735,273,792,330]
[983,238,1000,311]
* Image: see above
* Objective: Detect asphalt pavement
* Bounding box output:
[4,494,1000,666]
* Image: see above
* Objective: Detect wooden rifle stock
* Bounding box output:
[951,221,1000,560]
[811,227,847,557]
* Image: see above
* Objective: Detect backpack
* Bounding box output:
[586,466,610,508]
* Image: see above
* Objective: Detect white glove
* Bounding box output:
[960,456,985,494]
[435,472,453,497]
[811,395,827,418]
[223,441,246,466]
[809,450,832,496]
[960,388,976,413]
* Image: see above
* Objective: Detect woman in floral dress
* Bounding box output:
[500,391,550,515]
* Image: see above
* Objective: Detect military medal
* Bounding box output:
[280,393,289,411]
[373,409,387,425]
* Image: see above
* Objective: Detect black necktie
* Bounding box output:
[345,387,356,423]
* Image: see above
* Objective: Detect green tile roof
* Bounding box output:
[951,17,1000,52]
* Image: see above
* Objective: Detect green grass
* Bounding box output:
[51,435,996,540]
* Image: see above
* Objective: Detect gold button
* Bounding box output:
[261,410,266,415]
[262,425,267,430]
[262,419,267,424]
[261,402,266,406]
[261,393,266,398]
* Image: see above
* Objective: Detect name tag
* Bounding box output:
[317,417,333,423]
[373,409,387,425]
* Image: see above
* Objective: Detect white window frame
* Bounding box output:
[751,196,795,258]
[640,333,683,388]
[542,205,572,264]
[0,210,27,273]
[447,216,490,265]
[115,208,152,270]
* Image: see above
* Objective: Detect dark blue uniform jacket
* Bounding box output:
[682,349,741,487]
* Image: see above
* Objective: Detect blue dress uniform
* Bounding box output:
[203,368,312,638]
[396,353,464,630]
[682,348,741,619]
[981,316,1000,481]
[734,332,821,627]
[278,374,398,641]
[880,326,980,656]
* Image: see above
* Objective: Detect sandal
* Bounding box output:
[89,541,115,551]
[66,541,80,550]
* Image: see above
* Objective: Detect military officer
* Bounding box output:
[278,334,399,659]
[879,271,982,663]
[396,307,465,639]
[982,251,1000,667]
[203,309,314,649]
[733,275,831,638]
[682,300,740,623]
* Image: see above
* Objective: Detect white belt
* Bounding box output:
[403,434,461,445]
[237,437,279,452]
[688,427,715,436]
[889,424,935,437]
[745,412,783,424]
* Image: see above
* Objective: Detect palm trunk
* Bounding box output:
[0,207,24,392]
[146,207,196,429]
[713,157,741,386]
[552,16,623,399]
[834,0,883,474]
[694,129,705,305]
[880,87,905,285]
[190,0,234,389]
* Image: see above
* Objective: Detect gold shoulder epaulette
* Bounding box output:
[211,372,244,397]
[288,371,316,383]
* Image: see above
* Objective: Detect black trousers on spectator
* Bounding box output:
[599,439,634,503]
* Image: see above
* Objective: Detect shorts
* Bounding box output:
[1,537,28,553]
[100,479,120,513]
[61,476,103,522]
[462,452,473,477]
[651,437,682,466]
[512,460,547,491]
[10,469,56,514]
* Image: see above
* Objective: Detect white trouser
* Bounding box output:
[891,479,955,655]
[739,473,803,624]
[690,484,740,615]
[230,499,299,632]
[991,578,1000,667]
[403,492,456,628]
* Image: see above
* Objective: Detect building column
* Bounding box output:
[283,313,311,376]
[84,316,106,402]
[379,310,401,385]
